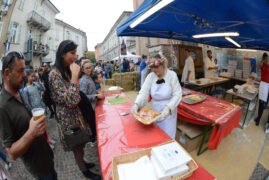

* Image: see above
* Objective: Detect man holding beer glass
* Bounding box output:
[0,52,57,179]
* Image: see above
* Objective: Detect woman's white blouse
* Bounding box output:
[135,69,182,113]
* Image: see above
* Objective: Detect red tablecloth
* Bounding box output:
[178,88,242,150]
[96,92,215,179]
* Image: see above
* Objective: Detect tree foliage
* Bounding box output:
[86,51,96,63]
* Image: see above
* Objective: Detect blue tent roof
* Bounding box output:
[117,0,269,51]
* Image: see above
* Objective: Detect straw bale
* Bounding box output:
[105,79,116,86]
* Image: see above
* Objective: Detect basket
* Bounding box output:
[112,140,198,180]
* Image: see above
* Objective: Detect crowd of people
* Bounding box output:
[0,39,268,180]
[0,40,104,180]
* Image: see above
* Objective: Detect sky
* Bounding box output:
[50,0,134,51]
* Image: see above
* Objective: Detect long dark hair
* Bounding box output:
[55,40,78,81]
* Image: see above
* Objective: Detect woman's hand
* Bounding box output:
[70,63,80,78]
[97,93,104,99]
[131,104,139,114]
[70,63,80,84]
[160,106,170,119]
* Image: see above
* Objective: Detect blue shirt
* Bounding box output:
[250,58,256,73]
[95,82,101,91]
[139,59,147,76]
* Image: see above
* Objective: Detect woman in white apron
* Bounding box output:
[131,53,182,139]
[255,53,269,128]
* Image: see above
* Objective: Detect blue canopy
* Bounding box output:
[117,0,269,51]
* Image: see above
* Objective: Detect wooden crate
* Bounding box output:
[112,140,198,180]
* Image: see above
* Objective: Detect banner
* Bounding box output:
[120,37,127,55]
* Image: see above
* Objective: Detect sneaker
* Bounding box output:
[49,113,55,119]
[85,162,95,169]
[49,143,55,150]
[82,170,101,180]
[266,123,269,134]
[4,162,12,170]
[254,118,260,126]
[89,140,97,147]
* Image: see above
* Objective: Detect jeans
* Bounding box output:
[37,167,57,180]
[0,150,7,162]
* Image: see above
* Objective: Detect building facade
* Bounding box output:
[100,11,136,61]
[0,0,87,67]
[55,19,87,62]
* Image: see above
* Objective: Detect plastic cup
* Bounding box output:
[32,108,45,121]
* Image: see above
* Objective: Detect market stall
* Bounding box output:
[95,92,215,179]
[187,77,230,94]
[178,88,242,154]
[225,88,258,128]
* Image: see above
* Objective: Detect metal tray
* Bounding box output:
[182,90,192,96]
[182,95,206,104]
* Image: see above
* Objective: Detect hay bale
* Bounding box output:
[111,72,139,91]
[105,79,116,86]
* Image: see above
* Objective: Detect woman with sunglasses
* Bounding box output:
[49,40,100,179]
[131,52,182,139]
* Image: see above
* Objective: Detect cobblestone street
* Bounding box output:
[9,118,102,180]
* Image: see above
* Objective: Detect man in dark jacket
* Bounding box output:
[41,63,56,119]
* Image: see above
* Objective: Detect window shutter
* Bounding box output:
[7,21,13,42]
[16,25,22,44]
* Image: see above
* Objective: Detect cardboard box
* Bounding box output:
[103,86,122,95]
[175,123,204,152]
[112,140,198,180]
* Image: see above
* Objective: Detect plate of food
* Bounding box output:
[182,94,206,104]
[133,109,161,125]
[182,90,192,96]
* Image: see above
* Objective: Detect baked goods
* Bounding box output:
[183,94,206,104]
[134,109,161,125]
[189,95,203,101]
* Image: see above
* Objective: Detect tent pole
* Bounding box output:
[169,38,178,70]
[118,37,122,88]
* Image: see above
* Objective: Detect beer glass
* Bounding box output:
[32,108,45,121]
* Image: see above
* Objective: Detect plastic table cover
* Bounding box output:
[96,93,215,179]
[178,88,242,150]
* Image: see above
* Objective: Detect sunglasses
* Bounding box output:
[4,51,25,70]
[83,66,92,70]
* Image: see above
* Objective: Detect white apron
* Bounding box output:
[259,81,269,102]
[151,82,177,139]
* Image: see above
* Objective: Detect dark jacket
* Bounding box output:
[78,91,96,137]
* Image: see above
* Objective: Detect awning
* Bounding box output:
[112,52,141,63]
[117,0,269,51]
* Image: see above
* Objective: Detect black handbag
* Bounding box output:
[63,125,90,150]
[57,122,90,151]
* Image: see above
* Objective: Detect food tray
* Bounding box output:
[182,90,192,96]
[112,140,198,180]
[182,95,206,104]
[133,109,160,125]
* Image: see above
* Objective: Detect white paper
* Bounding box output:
[151,142,192,174]
[117,156,157,180]
[151,154,189,180]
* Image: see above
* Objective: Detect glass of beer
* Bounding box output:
[32,108,45,121]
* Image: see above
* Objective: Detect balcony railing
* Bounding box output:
[24,39,50,57]
[27,11,51,32]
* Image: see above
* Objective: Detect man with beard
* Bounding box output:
[0,51,57,179]
[41,62,56,119]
